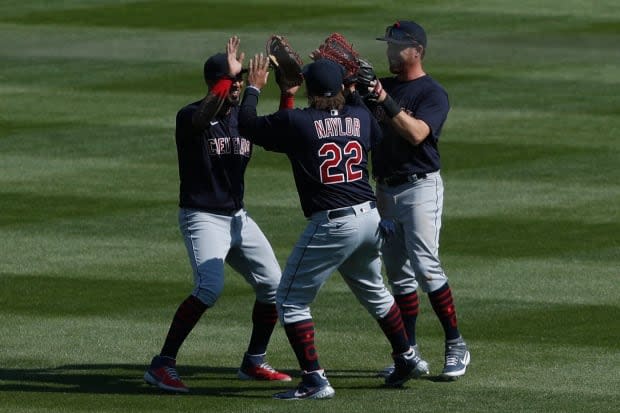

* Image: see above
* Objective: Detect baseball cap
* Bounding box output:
[302,59,344,97]
[203,53,247,83]
[376,20,427,47]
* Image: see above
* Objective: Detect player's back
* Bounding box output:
[283,104,378,216]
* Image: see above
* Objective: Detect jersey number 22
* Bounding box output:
[318,141,363,184]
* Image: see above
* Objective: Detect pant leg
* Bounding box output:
[376,185,419,295]
[337,209,395,319]
[179,208,232,306]
[396,172,448,293]
[276,216,356,325]
[226,210,282,304]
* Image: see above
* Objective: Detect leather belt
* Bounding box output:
[378,173,427,187]
[327,201,376,220]
[204,208,241,216]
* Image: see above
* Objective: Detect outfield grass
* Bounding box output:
[1,1,619,412]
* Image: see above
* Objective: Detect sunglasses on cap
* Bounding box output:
[383,25,421,46]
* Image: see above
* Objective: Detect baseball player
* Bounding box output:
[143,36,290,393]
[238,55,420,400]
[364,20,470,380]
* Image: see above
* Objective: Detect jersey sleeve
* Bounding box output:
[413,88,449,141]
[238,87,292,152]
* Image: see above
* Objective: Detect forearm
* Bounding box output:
[379,92,429,146]
[238,86,260,129]
[192,78,233,129]
[389,111,430,146]
[238,86,266,146]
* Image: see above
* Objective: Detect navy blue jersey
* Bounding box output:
[176,101,251,212]
[371,75,449,179]
[239,88,380,217]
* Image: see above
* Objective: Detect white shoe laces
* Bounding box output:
[164,366,181,380]
[259,362,276,372]
[445,355,459,367]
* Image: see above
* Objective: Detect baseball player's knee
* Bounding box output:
[387,275,419,296]
[276,302,311,325]
[423,279,449,294]
[417,274,448,293]
[192,278,224,307]
[367,296,395,320]
[253,275,279,304]
[255,286,277,305]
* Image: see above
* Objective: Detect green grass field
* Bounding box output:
[1,1,619,412]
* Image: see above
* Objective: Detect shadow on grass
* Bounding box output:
[0,364,294,397]
[0,364,454,396]
[0,364,451,396]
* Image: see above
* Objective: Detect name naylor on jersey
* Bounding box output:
[207,136,251,157]
[314,117,361,139]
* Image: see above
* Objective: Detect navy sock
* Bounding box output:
[428,283,461,341]
[377,302,410,355]
[247,300,278,356]
[160,295,208,359]
[284,319,321,372]
[395,291,419,346]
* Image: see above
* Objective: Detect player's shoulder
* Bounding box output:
[422,75,448,95]
[177,100,201,118]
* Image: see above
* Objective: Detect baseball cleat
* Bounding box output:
[237,352,292,381]
[273,369,335,400]
[440,338,470,380]
[377,345,429,378]
[384,347,419,387]
[238,363,292,381]
[144,355,189,393]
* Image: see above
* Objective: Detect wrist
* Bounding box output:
[279,93,294,110]
[380,94,401,118]
[247,85,261,93]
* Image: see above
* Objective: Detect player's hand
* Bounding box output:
[365,79,386,103]
[227,35,245,77]
[248,53,270,90]
[275,69,300,95]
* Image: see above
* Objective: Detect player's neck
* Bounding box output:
[398,67,426,82]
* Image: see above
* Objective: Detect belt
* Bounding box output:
[378,173,428,187]
[327,201,376,220]
[203,207,241,216]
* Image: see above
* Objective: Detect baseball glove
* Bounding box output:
[356,58,377,98]
[266,35,304,89]
[312,33,360,84]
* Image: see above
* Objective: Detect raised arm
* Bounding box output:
[192,36,245,129]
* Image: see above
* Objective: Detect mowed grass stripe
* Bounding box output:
[0,1,375,31]
[1,1,619,412]
[4,0,619,38]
